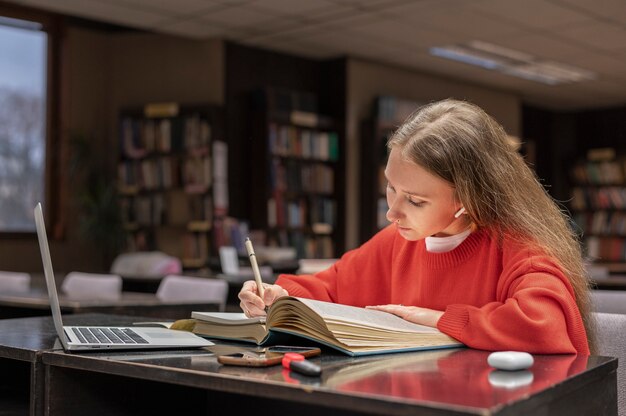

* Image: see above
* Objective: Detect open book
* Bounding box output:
[191,296,463,356]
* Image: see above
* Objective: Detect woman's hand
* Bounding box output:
[366,304,444,328]
[238,281,289,317]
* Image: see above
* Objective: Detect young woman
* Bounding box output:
[239,98,594,354]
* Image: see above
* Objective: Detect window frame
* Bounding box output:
[0,3,61,239]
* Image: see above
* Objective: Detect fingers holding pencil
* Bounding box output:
[239,281,288,317]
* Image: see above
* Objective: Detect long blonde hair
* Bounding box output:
[388,98,596,352]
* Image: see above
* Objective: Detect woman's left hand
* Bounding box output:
[366,304,444,328]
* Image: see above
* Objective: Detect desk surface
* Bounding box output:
[0,314,617,416]
[41,347,615,415]
[0,313,156,362]
[29,311,615,416]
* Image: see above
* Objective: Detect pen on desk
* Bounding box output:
[244,237,267,310]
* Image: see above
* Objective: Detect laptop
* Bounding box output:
[34,203,213,351]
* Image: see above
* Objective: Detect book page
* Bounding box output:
[292,297,440,333]
[191,312,266,325]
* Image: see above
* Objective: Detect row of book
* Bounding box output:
[120,195,166,227]
[267,231,334,259]
[586,236,626,262]
[213,217,250,255]
[376,95,422,125]
[118,156,212,192]
[186,194,213,229]
[268,123,339,161]
[118,158,178,191]
[120,193,214,228]
[571,160,625,185]
[120,114,211,159]
[182,232,210,267]
[571,187,626,210]
[183,156,212,193]
[269,158,335,194]
[267,193,335,230]
[574,211,626,236]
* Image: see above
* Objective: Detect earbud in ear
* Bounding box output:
[454,207,466,218]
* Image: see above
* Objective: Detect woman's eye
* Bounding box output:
[386,183,395,193]
[408,199,425,207]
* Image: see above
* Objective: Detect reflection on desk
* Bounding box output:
[41,342,616,416]
[213,347,592,410]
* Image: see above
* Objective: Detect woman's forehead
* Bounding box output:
[386,148,454,198]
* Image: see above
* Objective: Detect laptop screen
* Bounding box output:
[34,203,69,349]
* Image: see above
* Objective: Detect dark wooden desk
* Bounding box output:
[0,313,616,416]
[0,290,219,320]
[0,313,164,416]
[37,332,617,415]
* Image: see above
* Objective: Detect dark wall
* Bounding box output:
[523,104,626,202]
[574,105,626,152]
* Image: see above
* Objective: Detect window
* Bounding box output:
[0,15,48,232]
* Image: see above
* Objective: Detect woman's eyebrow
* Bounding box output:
[385,174,431,199]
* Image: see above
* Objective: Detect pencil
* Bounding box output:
[244,237,266,302]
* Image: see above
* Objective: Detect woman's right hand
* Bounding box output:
[238,280,289,317]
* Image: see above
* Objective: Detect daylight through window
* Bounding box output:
[0,16,47,232]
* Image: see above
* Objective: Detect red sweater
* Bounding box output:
[276,226,590,354]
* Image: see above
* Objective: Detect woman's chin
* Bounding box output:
[396,226,419,240]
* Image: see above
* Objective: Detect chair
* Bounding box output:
[594,312,626,416]
[0,271,31,292]
[61,272,122,300]
[156,275,229,311]
[110,251,182,277]
[591,290,626,314]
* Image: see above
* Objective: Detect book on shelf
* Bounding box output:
[191,296,462,356]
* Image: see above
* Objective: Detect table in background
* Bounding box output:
[0,290,219,320]
[593,275,626,290]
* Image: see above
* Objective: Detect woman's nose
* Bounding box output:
[386,196,403,223]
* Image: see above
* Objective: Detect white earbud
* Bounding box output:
[454,207,466,218]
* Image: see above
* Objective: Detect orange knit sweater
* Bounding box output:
[276,226,590,354]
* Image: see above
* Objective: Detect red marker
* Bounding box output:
[282,353,321,376]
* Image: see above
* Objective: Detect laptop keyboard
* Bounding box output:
[71,327,148,344]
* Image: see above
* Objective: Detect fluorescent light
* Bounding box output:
[429,41,596,85]
[430,46,503,70]
[467,40,534,62]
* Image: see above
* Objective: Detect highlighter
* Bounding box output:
[281,352,322,377]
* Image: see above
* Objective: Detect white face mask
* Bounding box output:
[425,228,472,253]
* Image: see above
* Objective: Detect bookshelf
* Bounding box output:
[570,148,626,269]
[359,96,423,243]
[249,88,344,259]
[117,103,226,270]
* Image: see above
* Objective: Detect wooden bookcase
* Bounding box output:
[116,103,225,270]
[249,88,344,259]
[359,96,424,243]
[570,148,626,270]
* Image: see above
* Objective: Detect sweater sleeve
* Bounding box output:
[437,264,590,354]
[275,226,398,304]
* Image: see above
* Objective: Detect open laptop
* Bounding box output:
[34,203,213,351]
